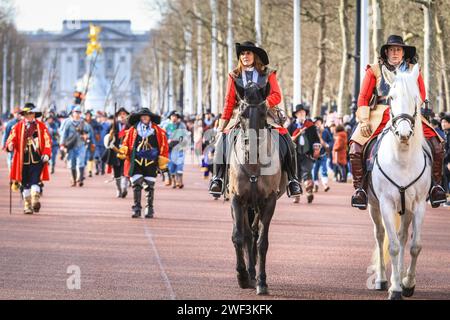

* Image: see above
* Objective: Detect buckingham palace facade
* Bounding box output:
[25,20,150,113]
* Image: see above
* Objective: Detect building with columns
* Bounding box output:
[25,20,150,114]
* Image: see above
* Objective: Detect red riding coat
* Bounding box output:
[221,71,288,135]
[122,123,169,178]
[6,120,52,183]
[358,65,436,138]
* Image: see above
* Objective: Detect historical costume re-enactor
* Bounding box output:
[60,106,95,187]
[350,35,446,209]
[288,104,321,203]
[44,115,60,174]
[2,107,21,170]
[163,111,189,189]
[84,110,100,178]
[209,41,302,197]
[122,108,169,219]
[6,104,52,214]
[103,107,130,198]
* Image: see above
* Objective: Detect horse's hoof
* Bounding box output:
[388,291,403,300]
[401,284,415,298]
[307,194,314,204]
[237,274,250,289]
[375,281,388,291]
[256,285,268,295]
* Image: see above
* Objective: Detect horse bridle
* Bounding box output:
[238,99,267,114]
[389,99,419,135]
[233,98,269,212]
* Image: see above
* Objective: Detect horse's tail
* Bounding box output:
[371,213,401,267]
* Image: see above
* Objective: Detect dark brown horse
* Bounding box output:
[227,82,286,295]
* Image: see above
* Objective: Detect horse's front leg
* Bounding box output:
[402,201,426,298]
[380,200,403,300]
[256,193,277,295]
[368,204,388,291]
[245,208,257,289]
[231,196,250,289]
[398,211,413,283]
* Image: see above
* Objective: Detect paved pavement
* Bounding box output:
[0,153,448,300]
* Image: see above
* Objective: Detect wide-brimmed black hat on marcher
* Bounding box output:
[128,108,161,126]
[236,41,270,66]
[294,104,310,116]
[115,107,130,117]
[20,103,42,118]
[380,35,416,61]
[169,110,182,119]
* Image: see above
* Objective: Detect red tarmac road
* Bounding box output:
[0,153,448,300]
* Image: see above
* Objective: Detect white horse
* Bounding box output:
[368,64,432,300]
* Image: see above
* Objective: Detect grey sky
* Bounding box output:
[13,0,161,31]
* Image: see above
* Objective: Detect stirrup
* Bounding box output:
[209,178,224,196]
[351,188,368,209]
[429,185,447,208]
[286,180,303,198]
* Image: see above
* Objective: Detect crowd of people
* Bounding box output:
[1,36,450,218]
[1,98,449,217]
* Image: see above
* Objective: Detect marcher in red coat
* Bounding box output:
[333,126,348,183]
[6,104,52,214]
[122,108,168,219]
[209,41,302,197]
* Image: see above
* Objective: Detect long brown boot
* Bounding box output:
[349,142,368,210]
[428,136,447,208]
[31,191,41,213]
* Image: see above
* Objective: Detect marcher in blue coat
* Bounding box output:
[60,106,94,187]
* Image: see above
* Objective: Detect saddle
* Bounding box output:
[362,135,382,173]
[360,129,390,193]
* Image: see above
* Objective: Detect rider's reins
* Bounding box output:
[232,98,268,212]
[371,102,431,216]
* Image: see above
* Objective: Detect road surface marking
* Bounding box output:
[143,223,176,300]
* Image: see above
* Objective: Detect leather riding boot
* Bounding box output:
[349,142,368,210]
[281,134,302,197]
[144,181,155,219]
[71,169,77,187]
[428,136,447,208]
[132,182,143,218]
[209,134,227,195]
[77,168,85,187]
[115,178,122,198]
[31,191,41,213]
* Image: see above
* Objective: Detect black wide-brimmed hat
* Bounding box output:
[294,104,310,116]
[168,110,182,119]
[128,108,161,126]
[115,107,130,117]
[20,103,42,118]
[380,35,416,61]
[236,41,269,66]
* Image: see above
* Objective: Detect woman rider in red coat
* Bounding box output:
[209,41,302,197]
[349,35,446,209]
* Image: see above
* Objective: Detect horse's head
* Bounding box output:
[383,64,421,143]
[239,82,267,132]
